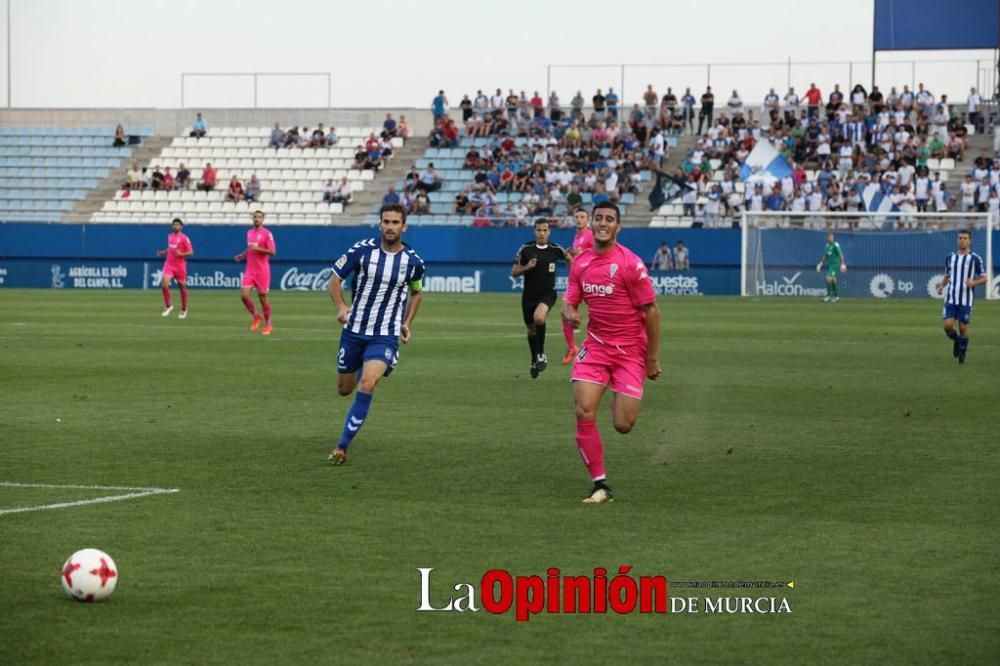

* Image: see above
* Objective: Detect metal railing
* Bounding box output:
[546,57,998,110]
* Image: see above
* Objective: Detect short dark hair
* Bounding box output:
[380,203,407,224]
[534,217,550,227]
[958,228,971,237]
[253,210,264,217]
[592,201,621,222]
[171,218,184,226]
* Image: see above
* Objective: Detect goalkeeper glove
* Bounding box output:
[840,264,847,273]
[816,263,822,272]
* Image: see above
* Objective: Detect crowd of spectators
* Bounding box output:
[417,87,656,225]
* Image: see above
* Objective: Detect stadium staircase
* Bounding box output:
[71,136,173,221]
[630,132,699,226]
[345,135,428,221]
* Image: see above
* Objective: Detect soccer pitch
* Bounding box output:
[1,290,997,664]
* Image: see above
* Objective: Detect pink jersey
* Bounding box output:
[564,243,656,349]
[164,232,192,270]
[571,228,594,255]
[246,227,275,273]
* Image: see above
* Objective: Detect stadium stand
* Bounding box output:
[0,126,149,221]
[366,89,674,227]
[90,125,405,226]
[649,82,992,229]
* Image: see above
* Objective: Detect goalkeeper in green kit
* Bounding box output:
[816,232,847,302]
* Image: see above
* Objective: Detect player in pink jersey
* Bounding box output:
[156,218,194,318]
[234,210,276,335]
[562,202,661,504]
[562,210,594,364]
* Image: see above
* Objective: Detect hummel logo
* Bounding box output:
[347,416,364,432]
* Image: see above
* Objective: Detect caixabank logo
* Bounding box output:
[416,567,793,620]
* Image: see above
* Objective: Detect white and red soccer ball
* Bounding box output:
[61,548,118,602]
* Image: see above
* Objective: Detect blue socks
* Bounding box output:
[945,330,958,341]
[338,390,372,449]
[958,336,968,351]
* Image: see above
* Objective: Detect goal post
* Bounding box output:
[740,211,996,300]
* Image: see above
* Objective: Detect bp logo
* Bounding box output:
[927,274,946,299]
[869,273,894,298]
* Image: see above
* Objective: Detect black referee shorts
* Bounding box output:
[522,290,557,326]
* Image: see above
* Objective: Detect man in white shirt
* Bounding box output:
[967,87,982,133]
[727,90,743,118]
[783,87,799,125]
[914,172,930,212]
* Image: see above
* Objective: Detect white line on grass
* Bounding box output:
[0,482,180,517]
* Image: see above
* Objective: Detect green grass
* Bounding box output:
[1,290,997,665]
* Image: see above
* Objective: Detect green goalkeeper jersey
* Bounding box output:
[823,242,844,275]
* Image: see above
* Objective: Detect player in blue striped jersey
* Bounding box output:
[326,204,426,463]
[937,229,987,364]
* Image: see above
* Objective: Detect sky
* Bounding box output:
[0,0,993,109]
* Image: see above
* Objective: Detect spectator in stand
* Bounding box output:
[323,177,351,205]
[571,90,585,121]
[784,87,800,125]
[530,91,545,118]
[162,167,175,191]
[592,88,607,121]
[326,125,338,146]
[727,89,743,118]
[140,167,152,190]
[225,175,244,203]
[643,84,659,116]
[309,124,326,148]
[298,127,313,148]
[382,185,401,206]
[113,124,126,147]
[417,163,440,192]
[352,144,367,170]
[606,87,619,119]
[850,84,867,110]
[412,190,430,215]
[474,90,489,118]
[804,83,822,118]
[190,112,207,138]
[198,162,217,192]
[398,115,410,140]
[176,163,191,189]
[697,86,714,134]
[549,91,562,122]
[124,162,142,190]
[283,126,300,148]
[432,90,449,121]
[454,190,472,214]
[681,88,696,134]
[364,132,382,169]
[967,87,983,132]
[269,123,284,149]
[382,113,398,140]
[244,175,261,203]
[490,88,505,113]
[459,94,473,122]
[151,165,165,190]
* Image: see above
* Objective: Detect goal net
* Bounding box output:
[741,212,996,300]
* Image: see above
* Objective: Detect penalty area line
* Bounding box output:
[0,482,180,517]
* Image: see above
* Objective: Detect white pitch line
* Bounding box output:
[0,482,179,517]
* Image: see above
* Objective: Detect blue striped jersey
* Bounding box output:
[332,238,426,336]
[944,251,984,307]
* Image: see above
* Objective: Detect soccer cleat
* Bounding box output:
[178,309,188,320]
[328,447,347,465]
[562,346,579,365]
[831,297,839,303]
[261,323,273,336]
[162,306,173,317]
[250,315,264,331]
[582,481,615,504]
[958,348,967,364]
[535,353,548,373]
[529,362,539,379]
[822,296,831,303]
[952,338,960,358]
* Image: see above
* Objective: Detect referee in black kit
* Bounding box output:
[511,218,572,378]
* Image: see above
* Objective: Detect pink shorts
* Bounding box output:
[163,264,187,285]
[570,340,646,400]
[241,269,270,294]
